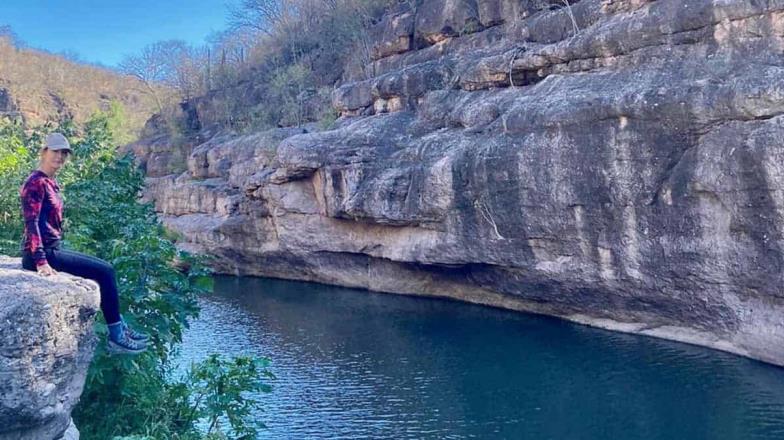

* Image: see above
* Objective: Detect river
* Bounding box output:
[176,275,784,439]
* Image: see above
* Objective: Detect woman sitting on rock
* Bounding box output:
[20,133,148,355]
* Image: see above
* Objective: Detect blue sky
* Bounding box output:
[0,0,232,67]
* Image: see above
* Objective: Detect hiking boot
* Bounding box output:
[107,333,147,355]
[123,322,150,342]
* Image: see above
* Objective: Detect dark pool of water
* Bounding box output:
[177,276,784,439]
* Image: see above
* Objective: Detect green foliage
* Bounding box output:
[103,354,273,440]
[0,118,39,255]
[0,114,272,439]
[181,355,274,439]
[103,100,136,146]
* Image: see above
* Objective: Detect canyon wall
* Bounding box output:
[135,0,784,365]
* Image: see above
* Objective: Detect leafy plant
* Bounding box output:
[0,118,38,255]
[181,355,274,439]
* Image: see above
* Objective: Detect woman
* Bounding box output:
[20,132,148,354]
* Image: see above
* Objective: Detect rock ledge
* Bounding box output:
[0,256,99,440]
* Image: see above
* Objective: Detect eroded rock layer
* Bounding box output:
[139,0,784,365]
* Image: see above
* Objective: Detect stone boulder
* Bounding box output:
[0,256,100,440]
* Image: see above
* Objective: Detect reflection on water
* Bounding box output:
[177,276,784,439]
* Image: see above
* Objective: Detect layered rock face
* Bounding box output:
[0,257,99,440]
[139,0,784,365]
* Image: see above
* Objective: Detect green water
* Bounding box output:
[178,276,784,439]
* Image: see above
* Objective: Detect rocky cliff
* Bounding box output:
[134,0,784,366]
[0,257,99,440]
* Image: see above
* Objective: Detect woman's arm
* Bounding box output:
[20,177,48,267]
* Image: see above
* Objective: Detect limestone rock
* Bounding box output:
[415,0,484,43]
[61,420,79,440]
[0,257,99,440]
[124,134,191,178]
[371,7,416,60]
[137,0,784,366]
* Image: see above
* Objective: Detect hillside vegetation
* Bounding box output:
[0,36,164,137]
[121,0,397,135]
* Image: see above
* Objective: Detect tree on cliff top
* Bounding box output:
[228,0,301,36]
[0,24,25,48]
[118,40,202,110]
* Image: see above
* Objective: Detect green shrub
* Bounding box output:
[0,117,39,255]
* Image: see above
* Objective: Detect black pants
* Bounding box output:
[22,246,122,324]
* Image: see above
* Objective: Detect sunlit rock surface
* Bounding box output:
[0,257,99,440]
[137,0,784,366]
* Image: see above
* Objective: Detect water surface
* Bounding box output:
[178,276,784,439]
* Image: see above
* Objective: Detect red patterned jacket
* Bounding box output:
[20,170,63,267]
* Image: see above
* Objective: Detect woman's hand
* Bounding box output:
[37,263,58,276]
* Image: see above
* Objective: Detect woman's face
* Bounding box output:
[40,148,71,174]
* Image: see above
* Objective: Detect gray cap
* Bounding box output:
[44,133,72,152]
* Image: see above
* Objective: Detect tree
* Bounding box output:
[58,49,83,63]
[228,0,300,36]
[0,25,24,48]
[171,44,207,100]
[119,42,175,111]
[204,30,257,90]
[118,40,205,109]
